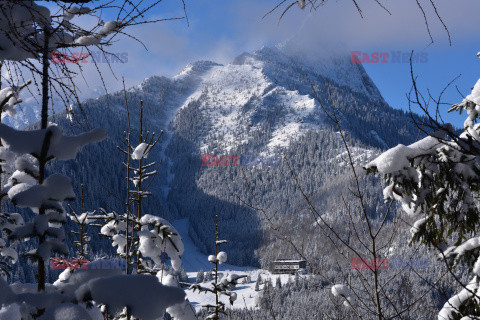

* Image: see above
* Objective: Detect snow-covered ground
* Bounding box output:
[172,219,301,312]
[185,269,294,312]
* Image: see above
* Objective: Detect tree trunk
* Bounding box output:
[37,26,51,293]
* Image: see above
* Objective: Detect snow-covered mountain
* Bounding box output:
[20,43,422,273]
[152,43,384,158]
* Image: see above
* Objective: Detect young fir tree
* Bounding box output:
[98,99,184,275]
[205,270,213,282]
[196,269,205,283]
[190,215,245,319]
[94,97,195,319]
[254,277,260,292]
[275,276,282,289]
[67,184,95,262]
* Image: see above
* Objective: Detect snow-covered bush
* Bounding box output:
[160,273,197,320]
[0,265,186,320]
[331,284,355,308]
[75,274,185,320]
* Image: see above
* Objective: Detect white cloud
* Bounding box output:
[231,0,480,51]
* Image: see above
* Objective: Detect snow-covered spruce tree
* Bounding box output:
[0,2,190,318]
[196,269,205,283]
[190,215,245,319]
[0,120,106,317]
[0,0,186,295]
[0,114,105,295]
[365,59,480,319]
[0,0,110,293]
[1,76,106,300]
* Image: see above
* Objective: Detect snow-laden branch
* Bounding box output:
[0,124,106,160]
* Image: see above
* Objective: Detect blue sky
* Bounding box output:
[41,0,480,128]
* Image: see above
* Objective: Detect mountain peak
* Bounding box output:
[230,43,383,100]
[174,60,223,80]
[231,52,256,66]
